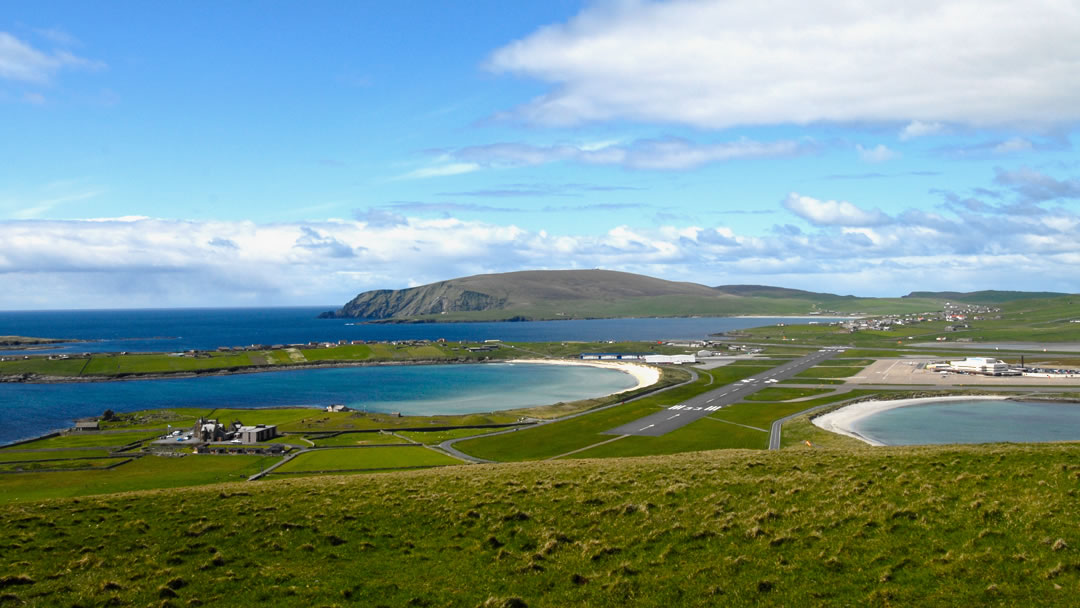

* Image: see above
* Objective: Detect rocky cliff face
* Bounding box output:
[321,284,508,319]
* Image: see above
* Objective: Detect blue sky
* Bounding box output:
[2,0,1079,309]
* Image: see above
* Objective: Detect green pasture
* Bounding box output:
[306,432,412,447]
[0,449,113,461]
[272,447,461,473]
[5,432,157,450]
[0,454,276,503]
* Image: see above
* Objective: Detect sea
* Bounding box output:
[850,399,1080,446]
[0,308,840,445]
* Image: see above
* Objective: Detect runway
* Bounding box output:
[604,349,841,437]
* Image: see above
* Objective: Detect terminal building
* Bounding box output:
[948,357,1012,375]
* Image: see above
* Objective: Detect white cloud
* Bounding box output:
[438,136,810,173]
[0,31,104,83]
[397,163,481,179]
[856,144,898,163]
[992,137,1033,155]
[782,193,890,227]
[899,120,945,140]
[3,197,1080,308]
[488,0,1080,128]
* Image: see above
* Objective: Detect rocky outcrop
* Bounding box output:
[320,284,508,319]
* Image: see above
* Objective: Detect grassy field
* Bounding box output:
[306,432,412,447]
[272,447,461,473]
[3,432,157,450]
[742,387,835,401]
[0,454,276,503]
[0,449,113,461]
[794,365,866,379]
[1,443,1077,606]
[397,427,514,445]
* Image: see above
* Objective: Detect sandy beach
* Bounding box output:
[504,358,661,395]
[812,395,1010,446]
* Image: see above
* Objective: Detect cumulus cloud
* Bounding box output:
[4,191,1080,308]
[487,0,1080,128]
[0,31,104,83]
[782,193,891,227]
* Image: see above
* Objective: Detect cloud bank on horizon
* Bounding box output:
[1,0,1079,308]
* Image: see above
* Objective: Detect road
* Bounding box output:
[604,349,841,437]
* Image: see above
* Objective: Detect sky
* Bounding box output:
[2,0,1080,310]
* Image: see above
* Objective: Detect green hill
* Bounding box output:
[2,443,1077,606]
[321,270,1005,322]
[904,290,1068,304]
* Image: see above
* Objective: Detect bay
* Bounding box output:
[0,307,842,355]
[0,308,841,446]
[0,363,635,445]
[851,399,1080,446]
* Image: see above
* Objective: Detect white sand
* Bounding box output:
[504,359,661,395]
[812,395,1011,446]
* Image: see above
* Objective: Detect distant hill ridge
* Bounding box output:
[319,269,1069,321]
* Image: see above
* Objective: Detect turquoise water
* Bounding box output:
[0,363,636,445]
[851,399,1080,446]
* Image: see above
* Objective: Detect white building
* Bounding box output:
[643,354,696,365]
[949,357,1009,375]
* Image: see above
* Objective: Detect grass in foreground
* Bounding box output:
[1,444,1077,606]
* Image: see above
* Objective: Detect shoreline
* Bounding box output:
[0,356,664,387]
[0,358,662,448]
[502,358,660,394]
[812,395,1011,446]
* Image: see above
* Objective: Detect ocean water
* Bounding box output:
[0,307,841,355]
[851,399,1080,446]
[0,363,635,445]
[0,308,840,445]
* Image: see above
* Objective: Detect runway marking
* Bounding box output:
[666,414,681,420]
[638,424,655,431]
[706,398,715,403]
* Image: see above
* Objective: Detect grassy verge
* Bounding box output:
[1,444,1077,606]
[397,427,514,445]
[306,433,412,447]
[272,447,461,473]
[742,387,835,401]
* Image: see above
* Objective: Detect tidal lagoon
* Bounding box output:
[0,362,638,445]
[815,397,1080,446]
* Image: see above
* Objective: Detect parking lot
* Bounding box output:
[849,359,1080,387]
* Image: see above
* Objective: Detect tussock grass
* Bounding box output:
[0,444,1077,606]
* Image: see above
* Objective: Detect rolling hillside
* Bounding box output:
[2,444,1077,606]
[321,270,1070,322]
